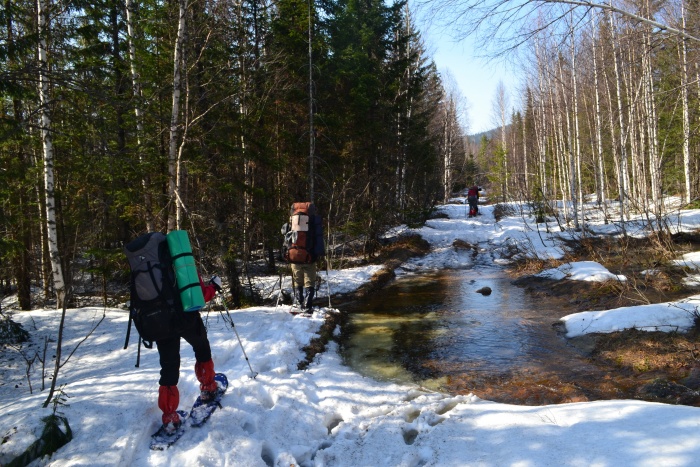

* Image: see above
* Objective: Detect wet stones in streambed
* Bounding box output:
[636,378,700,405]
[681,367,700,390]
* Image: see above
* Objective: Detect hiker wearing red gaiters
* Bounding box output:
[157,274,222,432]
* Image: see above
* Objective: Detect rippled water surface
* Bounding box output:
[340,265,637,404]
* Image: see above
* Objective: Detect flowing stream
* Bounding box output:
[339,262,639,405]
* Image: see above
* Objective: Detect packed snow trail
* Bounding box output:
[4,306,700,466]
[3,201,700,466]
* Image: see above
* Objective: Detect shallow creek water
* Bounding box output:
[339,263,641,405]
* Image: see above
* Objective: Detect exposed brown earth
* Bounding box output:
[509,233,700,406]
[304,230,700,406]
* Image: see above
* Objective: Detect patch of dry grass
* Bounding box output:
[592,329,700,381]
[510,256,561,275]
[512,232,695,311]
[493,203,519,221]
[509,229,700,401]
[377,233,431,264]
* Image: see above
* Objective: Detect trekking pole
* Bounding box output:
[275,273,284,308]
[123,313,132,350]
[217,290,258,379]
[289,267,299,312]
[325,260,332,308]
[123,310,143,367]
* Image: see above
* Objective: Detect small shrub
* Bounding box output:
[6,388,72,467]
[0,312,29,345]
[683,199,700,210]
[493,203,517,221]
[5,414,72,467]
[527,199,555,224]
[407,207,440,227]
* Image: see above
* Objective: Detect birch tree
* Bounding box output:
[569,17,583,230]
[609,9,630,224]
[493,81,509,200]
[533,36,550,199]
[439,80,464,202]
[591,21,607,210]
[37,0,66,308]
[642,26,661,217]
[680,1,691,204]
[167,0,187,232]
[125,0,154,231]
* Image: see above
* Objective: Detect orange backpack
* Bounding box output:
[283,202,317,264]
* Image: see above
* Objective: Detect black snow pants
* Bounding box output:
[155,311,212,387]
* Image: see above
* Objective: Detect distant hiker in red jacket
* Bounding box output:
[467,185,480,217]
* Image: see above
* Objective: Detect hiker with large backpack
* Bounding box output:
[281,202,325,312]
[123,231,223,434]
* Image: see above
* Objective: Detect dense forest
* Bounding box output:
[461,0,700,232]
[6,0,700,313]
[0,0,470,310]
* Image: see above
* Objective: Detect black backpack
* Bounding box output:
[124,232,183,347]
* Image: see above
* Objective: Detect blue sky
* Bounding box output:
[420,27,521,135]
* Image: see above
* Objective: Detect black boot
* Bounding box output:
[295,286,304,308]
[304,287,315,310]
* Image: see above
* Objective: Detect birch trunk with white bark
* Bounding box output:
[681,2,691,204]
[37,0,66,308]
[125,0,154,231]
[167,0,187,232]
[609,9,629,226]
[570,22,583,231]
[592,26,607,214]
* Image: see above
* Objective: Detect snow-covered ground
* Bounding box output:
[3,199,700,466]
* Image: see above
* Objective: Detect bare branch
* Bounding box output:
[542,0,700,42]
[418,0,700,62]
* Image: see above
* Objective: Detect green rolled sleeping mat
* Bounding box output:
[166,230,205,312]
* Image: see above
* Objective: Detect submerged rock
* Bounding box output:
[636,379,700,405]
[476,286,492,296]
[681,367,700,390]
